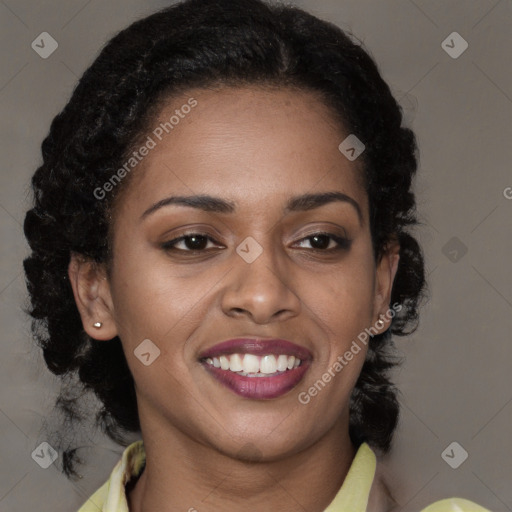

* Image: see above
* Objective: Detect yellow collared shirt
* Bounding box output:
[77,440,491,512]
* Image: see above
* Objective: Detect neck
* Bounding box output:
[128,416,357,512]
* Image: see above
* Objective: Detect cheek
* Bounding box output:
[293,253,375,426]
[109,243,224,357]
[308,245,376,345]
[108,257,208,403]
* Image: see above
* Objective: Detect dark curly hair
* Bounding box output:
[23,0,425,480]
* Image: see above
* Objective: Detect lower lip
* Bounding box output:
[203,362,310,400]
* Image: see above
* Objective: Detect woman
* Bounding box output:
[23,0,491,510]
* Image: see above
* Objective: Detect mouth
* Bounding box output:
[199,338,312,400]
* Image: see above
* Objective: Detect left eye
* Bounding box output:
[294,233,351,251]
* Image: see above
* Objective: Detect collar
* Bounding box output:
[77,440,375,512]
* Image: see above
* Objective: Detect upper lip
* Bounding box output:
[198,338,313,361]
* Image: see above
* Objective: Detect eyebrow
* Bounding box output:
[140,191,363,223]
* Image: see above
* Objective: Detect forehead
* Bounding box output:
[116,85,368,219]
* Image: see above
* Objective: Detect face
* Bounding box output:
[70,85,399,461]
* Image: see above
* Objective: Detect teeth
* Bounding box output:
[229,353,243,372]
[260,355,277,374]
[219,355,230,370]
[242,354,260,373]
[277,354,288,371]
[206,353,302,376]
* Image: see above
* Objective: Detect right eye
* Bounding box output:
[161,233,224,253]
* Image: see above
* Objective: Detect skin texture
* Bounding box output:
[68,85,400,512]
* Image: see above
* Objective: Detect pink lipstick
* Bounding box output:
[199,338,312,400]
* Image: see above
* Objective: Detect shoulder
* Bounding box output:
[368,450,490,512]
[76,480,110,512]
[76,440,145,512]
[419,498,492,511]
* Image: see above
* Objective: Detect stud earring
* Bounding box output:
[376,318,385,329]
[93,322,103,329]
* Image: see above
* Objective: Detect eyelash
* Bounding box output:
[161,231,352,254]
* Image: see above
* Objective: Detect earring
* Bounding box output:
[93,322,103,329]
[376,318,385,329]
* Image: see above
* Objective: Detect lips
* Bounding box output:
[199,338,312,400]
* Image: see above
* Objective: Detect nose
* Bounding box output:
[220,241,301,324]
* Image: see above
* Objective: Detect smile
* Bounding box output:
[199,338,312,400]
[205,353,302,375]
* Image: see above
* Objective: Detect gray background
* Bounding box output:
[1,0,511,511]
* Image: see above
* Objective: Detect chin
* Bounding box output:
[208,425,314,463]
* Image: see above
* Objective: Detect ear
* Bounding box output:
[372,240,400,333]
[68,252,118,341]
